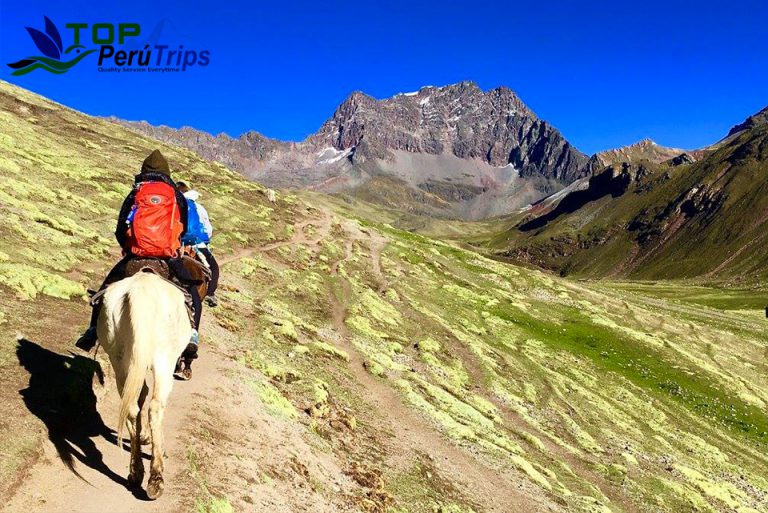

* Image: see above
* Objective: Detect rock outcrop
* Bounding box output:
[308,82,587,182]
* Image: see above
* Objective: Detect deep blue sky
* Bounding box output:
[1,0,766,155]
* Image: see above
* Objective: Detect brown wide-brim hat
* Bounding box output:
[140,149,171,176]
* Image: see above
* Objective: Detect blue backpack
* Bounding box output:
[182,198,209,245]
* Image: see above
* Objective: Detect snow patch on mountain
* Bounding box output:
[316,146,351,165]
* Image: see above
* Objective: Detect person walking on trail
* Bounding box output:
[76,149,203,359]
[177,181,219,307]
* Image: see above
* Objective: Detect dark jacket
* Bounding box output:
[115,171,189,248]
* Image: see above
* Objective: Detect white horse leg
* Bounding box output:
[146,358,174,499]
[127,383,148,487]
[110,358,131,442]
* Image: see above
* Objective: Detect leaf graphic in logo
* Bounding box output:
[43,16,63,53]
[8,16,95,75]
[25,27,60,59]
[7,59,36,69]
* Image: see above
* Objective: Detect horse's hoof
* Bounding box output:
[127,470,144,488]
[147,474,164,500]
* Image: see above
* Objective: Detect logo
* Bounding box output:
[7,16,95,76]
[7,16,211,76]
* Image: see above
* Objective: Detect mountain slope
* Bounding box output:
[116,82,588,220]
[479,107,768,281]
[708,104,768,150]
[2,81,768,513]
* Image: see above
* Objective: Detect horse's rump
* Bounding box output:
[98,273,190,441]
[118,256,208,323]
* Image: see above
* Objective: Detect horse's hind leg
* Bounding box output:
[147,359,174,500]
[127,383,148,487]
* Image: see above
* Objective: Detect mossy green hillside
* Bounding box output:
[475,124,768,284]
[2,80,767,512]
[211,203,768,511]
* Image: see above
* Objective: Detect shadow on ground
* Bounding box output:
[15,338,149,497]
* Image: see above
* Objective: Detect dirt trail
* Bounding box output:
[2,211,342,513]
[5,319,364,513]
[3,329,223,513]
[326,219,554,512]
[3,213,343,513]
[220,210,334,266]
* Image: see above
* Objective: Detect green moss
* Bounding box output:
[365,359,386,376]
[310,341,349,361]
[277,319,299,341]
[675,464,746,510]
[397,378,477,441]
[307,380,331,418]
[385,287,400,302]
[352,288,402,327]
[237,254,272,276]
[0,263,85,299]
[487,300,768,443]
[346,315,388,339]
[195,497,234,513]
[417,337,441,353]
[242,350,302,383]
[249,379,297,418]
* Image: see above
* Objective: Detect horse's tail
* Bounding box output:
[116,274,157,446]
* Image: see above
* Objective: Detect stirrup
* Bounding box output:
[76,327,98,351]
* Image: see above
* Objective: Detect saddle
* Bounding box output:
[91,256,210,324]
[125,256,210,285]
[125,258,172,280]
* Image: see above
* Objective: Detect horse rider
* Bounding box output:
[76,149,202,360]
[176,181,219,308]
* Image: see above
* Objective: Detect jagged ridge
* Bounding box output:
[115,81,588,219]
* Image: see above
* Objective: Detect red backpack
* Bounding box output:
[126,181,183,258]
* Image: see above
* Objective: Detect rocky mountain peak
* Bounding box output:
[596,138,689,166]
[116,81,590,219]
[335,91,376,113]
[308,81,586,180]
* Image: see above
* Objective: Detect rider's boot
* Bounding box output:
[182,329,199,360]
[76,326,98,351]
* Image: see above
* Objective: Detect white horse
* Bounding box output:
[97,271,191,499]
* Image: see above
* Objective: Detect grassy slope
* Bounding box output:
[1,81,767,512]
[477,125,768,283]
[302,190,501,240]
